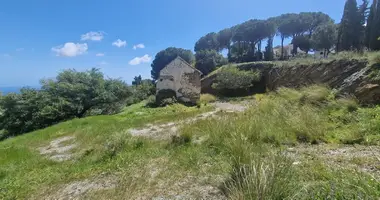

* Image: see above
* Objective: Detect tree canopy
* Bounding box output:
[0,68,131,139]
[312,23,338,53]
[195,50,227,75]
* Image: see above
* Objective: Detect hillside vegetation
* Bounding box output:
[1,85,379,199]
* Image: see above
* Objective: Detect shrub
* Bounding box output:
[0,68,132,139]
[368,52,380,81]
[170,133,192,147]
[212,66,261,96]
[156,89,177,107]
[145,95,157,107]
[127,79,156,105]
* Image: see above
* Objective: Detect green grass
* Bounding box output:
[1,86,380,199]
[0,102,218,199]
[179,85,380,199]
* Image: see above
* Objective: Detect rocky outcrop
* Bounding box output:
[201,59,380,105]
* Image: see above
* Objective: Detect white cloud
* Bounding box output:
[112,39,127,47]
[98,61,108,65]
[51,42,88,57]
[81,31,104,41]
[2,54,11,57]
[129,54,152,65]
[96,53,105,57]
[16,48,24,51]
[133,43,145,50]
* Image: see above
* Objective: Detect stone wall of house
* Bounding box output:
[156,58,201,104]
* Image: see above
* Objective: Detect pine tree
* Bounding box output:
[371,0,380,50]
[357,0,369,50]
[264,37,274,61]
[338,0,360,51]
[365,0,376,48]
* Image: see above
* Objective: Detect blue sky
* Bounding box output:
[0,0,353,87]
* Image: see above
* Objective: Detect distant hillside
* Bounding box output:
[0,87,22,94]
[0,86,39,94]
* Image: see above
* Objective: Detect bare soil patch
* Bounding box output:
[39,136,77,162]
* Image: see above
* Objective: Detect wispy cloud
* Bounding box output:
[2,54,11,58]
[112,39,127,48]
[129,54,152,65]
[96,53,105,57]
[98,61,108,65]
[51,42,88,57]
[81,31,104,41]
[133,43,145,50]
[16,48,24,51]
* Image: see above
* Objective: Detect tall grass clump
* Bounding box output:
[199,94,217,105]
[223,151,300,200]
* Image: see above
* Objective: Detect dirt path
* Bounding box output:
[128,102,248,140]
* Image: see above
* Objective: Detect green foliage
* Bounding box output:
[292,35,311,53]
[368,52,380,80]
[195,50,227,75]
[366,0,380,50]
[311,23,338,52]
[151,47,195,80]
[211,66,260,96]
[0,68,131,139]
[158,97,177,107]
[337,0,363,51]
[145,95,157,107]
[199,94,217,105]
[194,32,220,52]
[217,28,233,51]
[127,78,155,105]
[264,37,274,61]
[224,151,299,200]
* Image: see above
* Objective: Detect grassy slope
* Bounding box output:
[1,86,380,199]
[0,102,221,199]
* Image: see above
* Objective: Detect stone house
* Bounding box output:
[156,56,202,104]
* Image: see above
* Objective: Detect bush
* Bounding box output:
[158,97,177,107]
[127,79,156,105]
[368,52,380,81]
[145,95,157,107]
[170,133,192,147]
[0,68,132,139]
[212,66,261,96]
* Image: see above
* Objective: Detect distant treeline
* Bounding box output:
[193,0,380,64]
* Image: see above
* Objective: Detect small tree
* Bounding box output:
[212,67,260,96]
